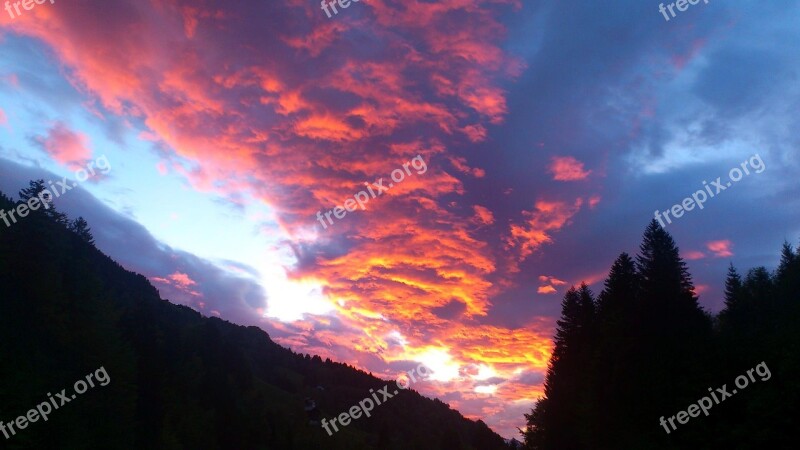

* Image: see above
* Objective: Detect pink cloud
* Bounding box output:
[548,156,591,181]
[152,271,202,299]
[34,122,92,169]
[538,275,566,286]
[707,240,734,258]
[685,250,706,260]
[0,108,7,126]
[169,272,197,288]
[693,284,710,295]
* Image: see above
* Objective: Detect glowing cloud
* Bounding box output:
[707,240,734,258]
[548,156,592,181]
[33,122,93,170]
[507,199,584,261]
[537,285,557,295]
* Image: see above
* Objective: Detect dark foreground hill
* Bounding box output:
[0,186,510,450]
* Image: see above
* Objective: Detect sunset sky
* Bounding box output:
[2,0,799,438]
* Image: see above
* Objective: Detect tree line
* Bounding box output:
[522,220,799,449]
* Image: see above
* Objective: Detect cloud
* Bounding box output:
[548,156,592,181]
[506,199,584,261]
[685,250,707,260]
[538,275,566,286]
[152,271,202,298]
[473,205,495,225]
[537,275,566,295]
[32,122,93,169]
[707,240,734,258]
[537,285,557,295]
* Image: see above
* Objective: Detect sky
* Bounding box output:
[1,0,799,439]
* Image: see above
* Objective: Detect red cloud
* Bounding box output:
[707,240,734,258]
[34,122,92,169]
[548,156,591,181]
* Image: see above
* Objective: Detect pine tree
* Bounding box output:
[523,286,595,449]
[593,253,641,447]
[723,263,743,309]
[70,217,95,246]
[18,179,68,225]
[632,220,712,443]
[636,220,698,309]
[775,242,800,306]
[0,190,12,205]
[719,263,744,337]
[596,253,638,318]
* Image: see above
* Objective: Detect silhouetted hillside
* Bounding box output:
[0,185,510,450]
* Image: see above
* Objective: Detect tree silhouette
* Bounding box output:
[70,216,95,245]
[524,285,595,449]
[524,221,719,449]
[18,179,68,224]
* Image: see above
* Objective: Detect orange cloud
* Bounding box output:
[473,205,495,225]
[707,240,734,258]
[537,275,566,295]
[537,285,557,294]
[506,199,584,261]
[548,156,591,181]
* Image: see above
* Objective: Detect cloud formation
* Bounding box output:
[548,156,592,181]
[33,122,93,169]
